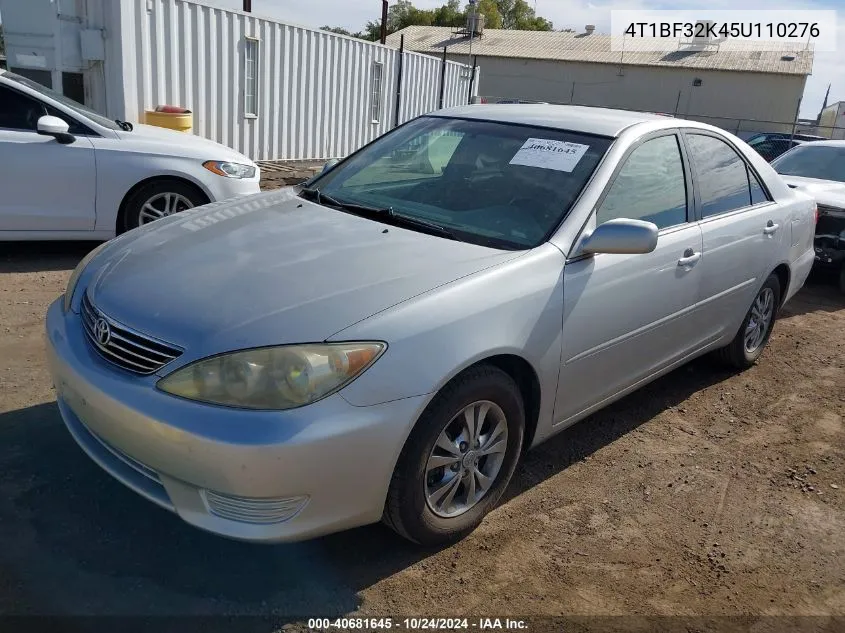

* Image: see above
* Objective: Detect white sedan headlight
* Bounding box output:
[63,241,110,313]
[202,160,256,179]
[157,343,386,410]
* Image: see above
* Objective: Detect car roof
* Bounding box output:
[785,139,845,147]
[430,104,670,138]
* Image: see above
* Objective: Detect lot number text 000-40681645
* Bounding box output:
[307,617,529,630]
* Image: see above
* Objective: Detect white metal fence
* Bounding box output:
[122,0,478,161]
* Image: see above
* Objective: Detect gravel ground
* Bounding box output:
[0,232,843,629]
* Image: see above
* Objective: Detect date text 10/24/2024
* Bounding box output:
[308,618,529,630]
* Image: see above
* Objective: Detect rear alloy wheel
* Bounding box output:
[384,365,524,546]
[716,273,781,369]
[122,181,207,232]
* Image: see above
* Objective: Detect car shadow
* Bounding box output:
[780,271,845,318]
[0,241,102,274]
[0,354,736,621]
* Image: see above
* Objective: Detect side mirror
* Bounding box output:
[579,218,659,255]
[321,158,340,174]
[37,115,75,144]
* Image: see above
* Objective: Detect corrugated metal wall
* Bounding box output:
[120,0,477,161]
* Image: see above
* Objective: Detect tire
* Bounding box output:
[384,365,525,546]
[839,266,845,295]
[121,180,208,232]
[716,273,781,370]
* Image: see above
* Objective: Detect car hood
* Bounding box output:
[779,175,845,207]
[87,189,522,359]
[114,123,255,164]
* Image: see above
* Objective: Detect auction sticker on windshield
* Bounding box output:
[509,138,590,172]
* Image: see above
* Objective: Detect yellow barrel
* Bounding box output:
[143,110,193,133]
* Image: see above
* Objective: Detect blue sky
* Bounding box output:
[208,0,843,118]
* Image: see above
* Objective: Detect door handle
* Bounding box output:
[678,249,701,267]
[764,221,780,235]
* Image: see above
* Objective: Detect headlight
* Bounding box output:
[202,160,256,179]
[63,241,110,313]
[157,342,386,410]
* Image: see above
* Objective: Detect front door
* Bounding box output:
[0,84,96,232]
[554,132,707,427]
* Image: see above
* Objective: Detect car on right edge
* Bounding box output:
[771,140,845,293]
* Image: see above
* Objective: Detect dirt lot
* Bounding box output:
[1,235,843,629]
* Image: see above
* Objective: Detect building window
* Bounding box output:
[244,38,259,117]
[370,62,383,124]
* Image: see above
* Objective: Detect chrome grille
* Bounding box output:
[202,490,309,525]
[81,293,182,375]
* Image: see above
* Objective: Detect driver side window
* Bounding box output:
[596,134,688,230]
[0,86,45,131]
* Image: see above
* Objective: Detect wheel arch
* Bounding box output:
[771,262,791,309]
[415,354,542,454]
[116,175,211,234]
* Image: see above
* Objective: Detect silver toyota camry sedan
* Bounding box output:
[46,105,817,545]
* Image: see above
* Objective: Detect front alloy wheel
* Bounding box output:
[384,365,524,545]
[138,192,196,225]
[425,401,509,518]
[121,180,208,232]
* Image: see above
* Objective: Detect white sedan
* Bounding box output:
[0,69,261,240]
[771,140,845,291]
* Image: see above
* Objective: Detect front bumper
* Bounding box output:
[204,171,262,202]
[45,298,426,542]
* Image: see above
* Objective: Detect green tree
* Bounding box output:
[389,0,436,31]
[433,0,464,27]
[466,0,503,29]
[320,25,353,36]
[343,0,554,42]
[495,0,553,30]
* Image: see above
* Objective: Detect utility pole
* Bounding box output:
[467,0,477,67]
[380,0,389,44]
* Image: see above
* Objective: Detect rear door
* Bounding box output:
[682,130,786,343]
[0,84,97,232]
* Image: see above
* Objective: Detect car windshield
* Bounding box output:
[3,71,121,131]
[772,145,845,183]
[309,116,613,250]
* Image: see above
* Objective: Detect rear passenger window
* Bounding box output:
[596,135,688,230]
[686,134,753,218]
[748,167,769,205]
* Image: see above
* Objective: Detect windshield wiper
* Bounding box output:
[299,187,457,240]
[115,119,133,131]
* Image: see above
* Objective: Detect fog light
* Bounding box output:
[202,490,309,524]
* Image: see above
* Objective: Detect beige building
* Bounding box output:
[387,26,814,135]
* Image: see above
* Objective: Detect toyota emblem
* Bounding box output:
[94,318,111,346]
